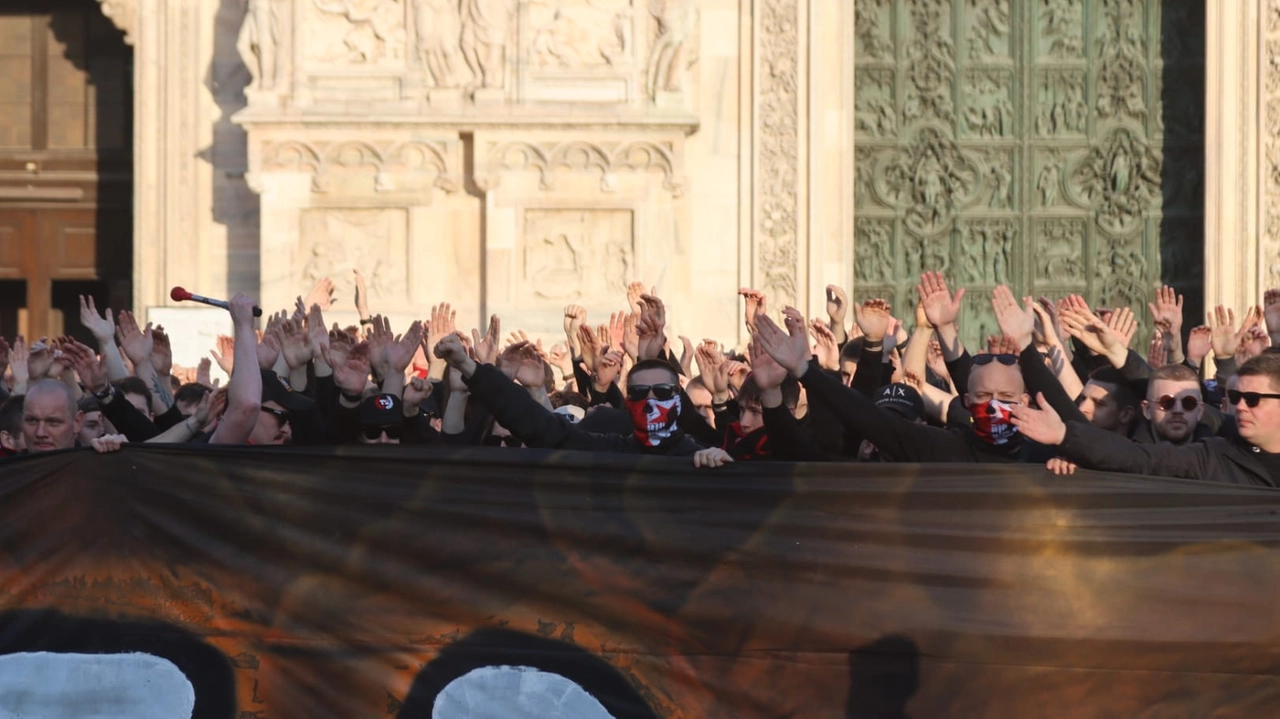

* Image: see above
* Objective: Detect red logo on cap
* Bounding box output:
[376,396,394,410]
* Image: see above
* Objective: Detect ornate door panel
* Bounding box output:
[854,0,1203,347]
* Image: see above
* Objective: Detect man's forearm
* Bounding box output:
[934,323,964,362]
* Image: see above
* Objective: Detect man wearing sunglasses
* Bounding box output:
[1133,364,1210,446]
[433,334,705,455]
[1010,354,1280,487]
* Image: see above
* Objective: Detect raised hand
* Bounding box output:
[325,340,371,395]
[548,342,575,378]
[678,335,695,376]
[196,357,213,387]
[991,285,1035,351]
[607,312,625,350]
[575,323,599,372]
[256,328,282,370]
[151,326,173,376]
[564,304,586,353]
[809,319,840,371]
[595,348,624,389]
[1060,298,1126,366]
[695,341,728,401]
[1240,325,1271,362]
[739,288,767,332]
[403,375,433,409]
[926,340,951,382]
[364,314,392,372]
[211,335,235,374]
[433,333,472,369]
[1009,393,1067,446]
[353,268,370,318]
[79,295,116,344]
[636,310,664,360]
[1148,285,1185,337]
[626,281,648,315]
[278,319,312,370]
[9,336,28,391]
[303,277,336,311]
[754,309,811,378]
[1106,307,1137,349]
[61,340,106,392]
[748,339,788,391]
[470,314,500,366]
[1147,330,1168,367]
[384,321,424,376]
[916,271,965,328]
[622,312,640,361]
[1208,305,1261,359]
[826,285,850,340]
[427,303,456,358]
[115,310,154,369]
[854,299,893,343]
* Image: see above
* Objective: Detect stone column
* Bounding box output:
[1204,0,1265,313]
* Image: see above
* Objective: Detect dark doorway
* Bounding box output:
[0,0,132,341]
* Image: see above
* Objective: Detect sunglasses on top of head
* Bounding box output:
[626,384,678,402]
[1227,389,1280,408]
[972,354,1018,367]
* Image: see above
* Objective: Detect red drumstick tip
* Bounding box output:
[170,286,191,302]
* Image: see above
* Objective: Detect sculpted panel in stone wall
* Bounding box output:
[521,209,634,304]
[300,209,410,302]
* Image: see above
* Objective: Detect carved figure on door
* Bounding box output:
[414,0,465,87]
[988,160,1011,209]
[1037,157,1061,207]
[239,0,282,91]
[647,0,698,99]
[461,0,514,88]
[313,0,406,63]
[969,0,1009,59]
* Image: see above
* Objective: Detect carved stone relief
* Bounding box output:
[754,0,801,307]
[855,221,895,283]
[1034,219,1086,282]
[528,0,633,69]
[299,209,410,301]
[1094,0,1147,123]
[1070,127,1161,236]
[521,209,634,304]
[853,0,1200,350]
[308,0,408,66]
[413,0,466,87]
[881,128,981,236]
[240,0,285,91]
[1039,0,1083,58]
[1034,71,1088,137]
[856,69,897,139]
[856,0,893,60]
[902,0,956,125]
[1265,0,1280,289]
[967,0,1010,60]
[962,70,1014,138]
[647,0,698,101]
[957,220,1015,285]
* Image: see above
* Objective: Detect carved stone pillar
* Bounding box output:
[1204,0,1265,313]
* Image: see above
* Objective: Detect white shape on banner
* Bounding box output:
[0,652,195,719]
[433,665,617,718]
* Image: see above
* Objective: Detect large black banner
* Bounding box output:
[0,446,1278,717]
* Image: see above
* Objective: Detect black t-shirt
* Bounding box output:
[1253,447,1280,485]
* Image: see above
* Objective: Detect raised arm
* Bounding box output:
[209,295,262,444]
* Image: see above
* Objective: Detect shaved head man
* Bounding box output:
[22,380,83,453]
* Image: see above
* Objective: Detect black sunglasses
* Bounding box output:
[1227,389,1280,408]
[626,383,678,402]
[260,406,290,425]
[1155,394,1199,412]
[362,425,402,440]
[973,354,1017,367]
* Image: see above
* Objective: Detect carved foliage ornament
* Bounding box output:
[1265,0,1280,288]
[1069,127,1161,236]
[479,140,684,195]
[261,140,461,194]
[755,0,801,306]
[881,128,981,236]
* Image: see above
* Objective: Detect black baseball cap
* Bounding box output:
[260,369,315,412]
[359,393,402,427]
[874,383,925,422]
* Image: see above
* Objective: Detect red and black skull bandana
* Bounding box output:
[626,396,682,447]
[970,399,1020,446]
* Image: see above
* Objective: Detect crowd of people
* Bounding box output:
[2,267,1280,487]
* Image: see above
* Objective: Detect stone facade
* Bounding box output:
[91,0,1269,369]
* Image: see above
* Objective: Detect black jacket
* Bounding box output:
[1059,420,1277,487]
[464,364,704,456]
[796,360,1047,463]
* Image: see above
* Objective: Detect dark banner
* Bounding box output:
[1,446,1279,717]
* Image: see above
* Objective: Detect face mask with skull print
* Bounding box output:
[626,395,682,447]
